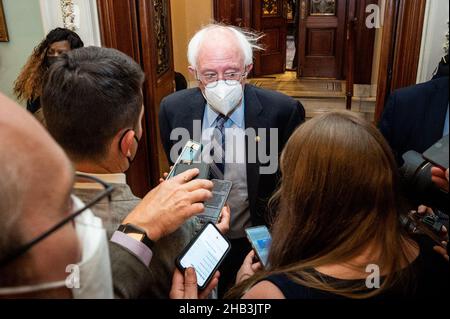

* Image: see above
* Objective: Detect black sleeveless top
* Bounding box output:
[265,236,449,299]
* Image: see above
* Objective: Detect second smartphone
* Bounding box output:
[245,225,272,268]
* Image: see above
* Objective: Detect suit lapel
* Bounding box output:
[244,85,265,130]
[244,85,265,214]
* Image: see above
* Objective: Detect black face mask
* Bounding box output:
[45,56,59,68]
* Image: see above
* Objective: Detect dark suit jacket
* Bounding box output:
[379,76,449,165]
[159,84,305,227]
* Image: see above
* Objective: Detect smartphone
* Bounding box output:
[197,179,232,224]
[166,140,202,179]
[423,135,449,169]
[176,222,231,290]
[245,225,272,268]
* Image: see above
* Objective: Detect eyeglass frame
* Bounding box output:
[0,173,114,268]
[195,69,249,88]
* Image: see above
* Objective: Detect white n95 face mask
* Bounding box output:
[204,80,243,116]
[0,195,113,299]
[70,195,113,299]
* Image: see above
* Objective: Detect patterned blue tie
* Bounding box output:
[210,115,228,179]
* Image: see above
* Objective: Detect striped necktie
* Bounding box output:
[210,114,228,179]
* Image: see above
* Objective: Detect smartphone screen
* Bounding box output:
[198,179,232,223]
[166,140,202,179]
[245,226,272,268]
[177,223,231,289]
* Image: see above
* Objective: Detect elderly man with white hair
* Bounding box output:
[159,24,305,296]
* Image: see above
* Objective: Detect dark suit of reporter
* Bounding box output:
[230,112,449,299]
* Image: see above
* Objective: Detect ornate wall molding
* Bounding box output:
[60,0,76,30]
[153,0,170,76]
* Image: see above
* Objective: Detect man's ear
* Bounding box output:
[188,66,196,77]
[118,129,135,157]
[246,64,254,74]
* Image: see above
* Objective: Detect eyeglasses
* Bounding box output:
[0,174,114,268]
[196,71,248,88]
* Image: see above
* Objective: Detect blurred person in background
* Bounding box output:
[13,27,84,124]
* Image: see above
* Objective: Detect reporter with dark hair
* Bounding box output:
[14,28,84,122]
[41,46,229,298]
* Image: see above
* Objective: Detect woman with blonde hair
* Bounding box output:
[228,111,448,299]
[14,28,83,118]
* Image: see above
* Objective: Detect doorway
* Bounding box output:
[284,0,347,78]
[253,0,348,78]
[297,0,347,78]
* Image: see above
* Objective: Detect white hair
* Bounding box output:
[187,24,263,69]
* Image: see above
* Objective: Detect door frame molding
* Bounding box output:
[375,0,427,122]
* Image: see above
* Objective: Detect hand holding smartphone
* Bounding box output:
[176,223,231,290]
[166,140,202,180]
[245,226,272,268]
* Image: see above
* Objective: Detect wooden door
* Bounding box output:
[297,0,347,78]
[97,0,174,197]
[137,0,174,180]
[253,0,287,75]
